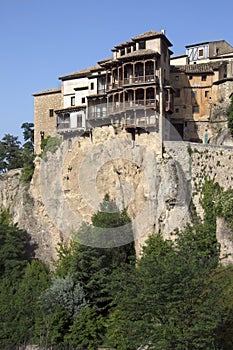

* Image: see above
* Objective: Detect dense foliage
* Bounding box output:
[0,122,34,182]
[1,183,233,349]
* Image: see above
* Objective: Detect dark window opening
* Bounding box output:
[82,97,85,104]
[49,109,54,117]
[77,115,82,128]
[139,41,145,50]
[91,82,94,90]
[198,49,204,57]
[202,75,207,81]
[192,105,199,113]
[175,89,180,98]
[71,96,75,106]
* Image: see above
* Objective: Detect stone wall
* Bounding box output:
[34,89,62,154]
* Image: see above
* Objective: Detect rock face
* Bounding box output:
[0,126,233,263]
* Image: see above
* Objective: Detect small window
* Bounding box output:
[71,96,75,106]
[202,75,207,81]
[175,89,180,98]
[139,41,145,50]
[198,49,204,57]
[192,105,199,113]
[120,48,125,56]
[91,82,94,90]
[205,90,209,98]
[82,97,85,104]
[127,47,131,54]
[132,43,136,51]
[175,108,179,113]
[49,109,54,117]
[77,114,82,128]
[192,90,196,98]
[189,75,192,80]
[175,75,179,81]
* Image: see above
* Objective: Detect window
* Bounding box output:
[205,90,209,98]
[91,82,94,90]
[77,114,82,128]
[192,105,199,113]
[120,48,125,56]
[71,96,75,106]
[127,46,131,54]
[175,108,179,113]
[49,109,54,117]
[198,49,204,57]
[175,75,179,81]
[82,97,85,104]
[189,75,193,80]
[192,90,196,98]
[202,75,207,81]
[175,88,180,98]
[139,41,145,50]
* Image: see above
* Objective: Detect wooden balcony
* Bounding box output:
[88,111,108,119]
[107,75,159,90]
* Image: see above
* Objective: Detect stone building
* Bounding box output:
[170,40,233,142]
[33,32,233,154]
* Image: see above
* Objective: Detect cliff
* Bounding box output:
[1,126,233,264]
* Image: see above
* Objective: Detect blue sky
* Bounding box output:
[1,0,233,142]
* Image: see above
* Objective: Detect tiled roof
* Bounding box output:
[114,40,133,49]
[132,30,162,40]
[170,61,224,74]
[59,65,103,80]
[113,30,172,50]
[33,87,61,96]
[100,49,159,66]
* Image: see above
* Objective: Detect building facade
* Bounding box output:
[33,31,233,154]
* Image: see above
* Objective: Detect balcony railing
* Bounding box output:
[88,111,108,119]
[124,114,159,128]
[57,122,70,130]
[107,75,159,89]
[107,99,157,113]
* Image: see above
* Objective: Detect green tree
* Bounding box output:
[40,275,87,318]
[21,122,35,182]
[0,210,30,281]
[0,134,23,173]
[0,211,47,348]
[66,306,105,350]
[107,228,225,350]
[12,259,51,346]
[52,196,136,348]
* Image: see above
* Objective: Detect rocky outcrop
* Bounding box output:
[1,126,233,263]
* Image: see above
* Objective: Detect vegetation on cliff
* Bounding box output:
[0,185,233,349]
[0,122,34,182]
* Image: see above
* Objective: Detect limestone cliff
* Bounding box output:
[0,126,233,264]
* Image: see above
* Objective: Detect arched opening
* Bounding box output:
[135,62,144,82]
[135,89,144,105]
